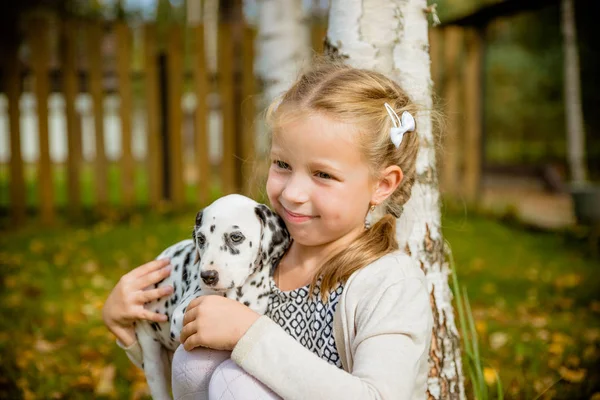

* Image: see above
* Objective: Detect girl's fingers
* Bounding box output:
[186,296,204,312]
[139,309,169,323]
[180,322,198,346]
[130,258,171,279]
[182,306,197,326]
[138,286,174,303]
[137,265,172,289]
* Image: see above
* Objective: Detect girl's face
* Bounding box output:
[266,112,375,247]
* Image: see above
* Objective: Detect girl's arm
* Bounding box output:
[102,259,174,366]
[231,277,432,400]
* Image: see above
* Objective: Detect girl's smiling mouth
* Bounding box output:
[281,207,318,223]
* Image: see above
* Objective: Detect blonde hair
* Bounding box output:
[265,61,421,300]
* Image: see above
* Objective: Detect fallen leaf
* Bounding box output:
[483,367,498,385]
[94,364,116,396]
[558,366,586,383]
[489,332,508,350]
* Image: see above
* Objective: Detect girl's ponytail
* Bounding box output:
[313,214,398,301]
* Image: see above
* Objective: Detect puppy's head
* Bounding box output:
[192,194,290,291]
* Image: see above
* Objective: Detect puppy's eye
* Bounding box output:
[230,232,245,243]
[196,234,206,246]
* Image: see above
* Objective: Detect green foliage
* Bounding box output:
[448,243,504,400]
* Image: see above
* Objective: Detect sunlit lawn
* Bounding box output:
[0,201,599,399]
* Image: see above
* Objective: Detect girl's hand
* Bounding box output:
[180,296,260,351]
[102,258,174,346]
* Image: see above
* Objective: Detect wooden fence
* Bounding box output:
[429,25,484,205]
[2,18,328,226]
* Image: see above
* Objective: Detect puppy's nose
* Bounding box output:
[200,270,219,286]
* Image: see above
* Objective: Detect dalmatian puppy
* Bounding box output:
[134,194,291,400]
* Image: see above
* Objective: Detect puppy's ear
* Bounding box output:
[195,209,204,226]
[254,204,291,273]
[193,209,204,264]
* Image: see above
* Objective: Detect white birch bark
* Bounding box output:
[561,0,588,184]
[326,1,464,398]
[255,0,311,154]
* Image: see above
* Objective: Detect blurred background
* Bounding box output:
[0,0,598,399]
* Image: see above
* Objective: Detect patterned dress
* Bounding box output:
[265,276,345,368]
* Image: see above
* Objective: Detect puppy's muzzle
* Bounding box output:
[200,270,219,286]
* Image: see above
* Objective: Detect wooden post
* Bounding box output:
[144,23,163,207]
[4,48,26,225]
[29,19,54,225]
[218,22,236,195]
[62,19,83,216]
[440,26,463,198]
[167,24,185,206]
[192,24,211,205]
[311,21,327,54]
[115,22,135,208]
[241,25,257,197]
[87,22,108,209]
[464,27,483,204]
[428,27,442,95]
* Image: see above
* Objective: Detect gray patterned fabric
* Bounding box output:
[265,277,344,368]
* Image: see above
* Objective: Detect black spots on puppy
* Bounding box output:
[244,301,251,306]
[268,221,276,232]
[249,241,252,248]
[271,230,286,247]
[210,225,215,233]
[196,210,204,226]
[257,291,270,300]
[183,250,192,268]
[222,233,241,255]
[150,322,161,332]
[170,332,175,339]
[255,206,266,225]
[164,301,169,308]
[236,287,244,299]
[173,246,185,258]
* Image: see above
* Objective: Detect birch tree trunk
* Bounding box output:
[325,1,465,398]
[561,0,588,184]
[255,0,311,154]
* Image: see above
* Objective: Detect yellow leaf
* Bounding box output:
[94,364,116,397]
[82,260,99,274]
[476,320,487,335]
[558,366,586,383]
[483,367,497,385]
[551,332,573,345]
[548,342,564,356]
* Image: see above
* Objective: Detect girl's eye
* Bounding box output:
[315,171,334,180]
[274,160,290,170]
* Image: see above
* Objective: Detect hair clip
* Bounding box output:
[384,103,416,148]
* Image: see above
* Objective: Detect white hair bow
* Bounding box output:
[384,103,416,148]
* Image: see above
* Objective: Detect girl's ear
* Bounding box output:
[371,165,403,205]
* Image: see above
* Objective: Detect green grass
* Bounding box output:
[443,210,600,399]
[0,206,598,399]
[0,162,224,211]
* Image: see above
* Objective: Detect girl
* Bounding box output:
[103,62,433,399]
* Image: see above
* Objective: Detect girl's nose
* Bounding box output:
[281,173,310,204]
